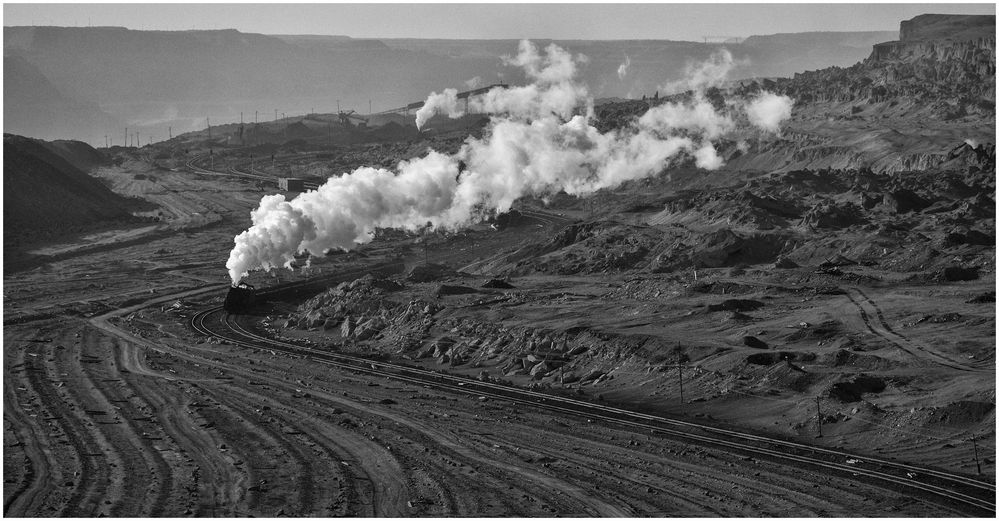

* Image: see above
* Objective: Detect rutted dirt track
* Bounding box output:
[4,130,994,516]
[2,294,987,517]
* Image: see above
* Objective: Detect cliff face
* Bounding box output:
[867,13,995,98]
[775,14,995,112]
[898,13,995,42]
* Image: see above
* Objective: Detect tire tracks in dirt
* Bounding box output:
[3,342,54,516]
[844,287,987,373]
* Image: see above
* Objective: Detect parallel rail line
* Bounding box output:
[190,302,995,516]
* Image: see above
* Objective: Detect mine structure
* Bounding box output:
[378,83,510,115]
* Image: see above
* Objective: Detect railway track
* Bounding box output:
[190,302,995,516]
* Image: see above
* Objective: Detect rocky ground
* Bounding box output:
[5,137,994,516]
[4,17,995,515]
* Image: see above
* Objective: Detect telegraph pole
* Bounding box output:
[168,126,172,139]
[816,396,824,438]
[369,99,372,115]
[255,110,258,124]
[971,435,982,475]
[274,109,278,121]
[207,117,211,139]
[124,127,127,148]
[336,99,340,113]
[677,356,684,404]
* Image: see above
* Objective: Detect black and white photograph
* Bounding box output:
[2,2,996,517]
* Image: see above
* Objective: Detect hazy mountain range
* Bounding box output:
[4,25,897,145]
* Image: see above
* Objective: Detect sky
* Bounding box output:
[3,2,995,41]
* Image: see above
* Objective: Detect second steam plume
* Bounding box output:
[226,41,793,284]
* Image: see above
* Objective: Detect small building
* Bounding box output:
[279,178,306,191]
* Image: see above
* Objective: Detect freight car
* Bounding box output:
[223,283,256,314]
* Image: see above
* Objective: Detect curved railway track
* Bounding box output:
[179,150,991,513]
[191,304,995,516]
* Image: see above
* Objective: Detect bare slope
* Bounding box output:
[3,134,144,247]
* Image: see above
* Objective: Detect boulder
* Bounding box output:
[966,292,995,303]
[743,336,769,349]
[882,189,930,214]
[828,376,886,403]
[354,318,385,340]
[939,266,979,282]
[431,337,455,358]
[530,362,551,376]
[340,316,354,337]
[561,371,580,384]
[322,317,340,330]
[482,278,515,289]
[774,256,798,269]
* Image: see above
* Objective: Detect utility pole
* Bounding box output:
[971,435,982,475]
[677,354,684,404]
[369,99,372,115]
[255,110,258,124]
[104,135,108,148]
[816,396,823,438]
[336,99,340,113]
[124,127,128,147]
[168,126,172,139]
[207,117,211,139]
[274,109,278,121]
[240,112,243,124]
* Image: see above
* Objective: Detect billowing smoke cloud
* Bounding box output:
[661,49,742,95]
[226,41,793,284]
[617,55,631,80]
[415,88,463,129]
[465,76,484,89]
[745,92,794,133]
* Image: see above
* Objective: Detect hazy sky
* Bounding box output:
[4,3,995,40]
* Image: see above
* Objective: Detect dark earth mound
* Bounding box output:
[3,134,150,248]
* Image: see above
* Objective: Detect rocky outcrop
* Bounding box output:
[774,14,995,114]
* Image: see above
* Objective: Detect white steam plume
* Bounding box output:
[745,92,794,133]
[617,55,631,80]
[226,42,793,284]
[415,88,463,130]
[465,76,484,89]
[662,49,741,95]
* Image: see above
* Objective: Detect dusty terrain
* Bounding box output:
[4,15,996,517]
[5,131,994,517]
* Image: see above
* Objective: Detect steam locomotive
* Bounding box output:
[223,283,256,314]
